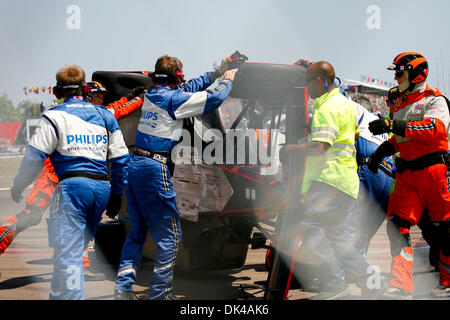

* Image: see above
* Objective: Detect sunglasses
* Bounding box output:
[395,71,404,78]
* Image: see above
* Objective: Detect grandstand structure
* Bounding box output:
[341,78,390,115]
[341,78,389,96]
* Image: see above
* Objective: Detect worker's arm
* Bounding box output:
[106,96,144,121]
[371,95,449,145]
[280,141,329,164]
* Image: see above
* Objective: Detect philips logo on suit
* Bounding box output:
[66,134,107,145]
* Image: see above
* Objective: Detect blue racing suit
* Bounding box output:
[12,95,129,300]
[353,102,394,256]
[115,73,233,299]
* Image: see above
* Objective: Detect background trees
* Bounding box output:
[0,94,44,122]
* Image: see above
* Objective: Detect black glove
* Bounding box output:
[387,86,401,105]
[367,141,396,174]
[127,86,147,101]
[226,50,248,69]
[368,114,407,137]
[105,193,123,219]
[368,114,393,135]
[211,50,248,81]
[10,184,23,203]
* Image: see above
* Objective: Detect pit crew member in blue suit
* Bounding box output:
[114,54,238,300]
[10,65,129,300]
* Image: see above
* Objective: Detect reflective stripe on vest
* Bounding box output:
[327,143,356,158]
[312,126,338,141]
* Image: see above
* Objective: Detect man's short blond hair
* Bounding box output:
[55,65,85,96]
[56,64,85,85]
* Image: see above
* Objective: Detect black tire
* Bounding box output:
[94,220,126,268]
[181,214,252,270]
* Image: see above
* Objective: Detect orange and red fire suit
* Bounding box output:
[387,84,450,293]
[0,96,143,256]
[25,158,58,208]
[0,158,57,254]
[106,96,143,121]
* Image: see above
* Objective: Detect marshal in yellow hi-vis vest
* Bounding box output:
[301,88,360,199]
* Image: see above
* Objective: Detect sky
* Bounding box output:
[0,0,449,107]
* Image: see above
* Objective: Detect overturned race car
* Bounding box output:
[93,59,310,271]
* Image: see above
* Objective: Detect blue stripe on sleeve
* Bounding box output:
[42,114,59,140]
[13,146,48,191]
[109,153,129,194]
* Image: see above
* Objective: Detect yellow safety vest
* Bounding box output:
[301,88,360,199]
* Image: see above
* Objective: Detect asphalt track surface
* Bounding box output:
[0,188,447,303]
